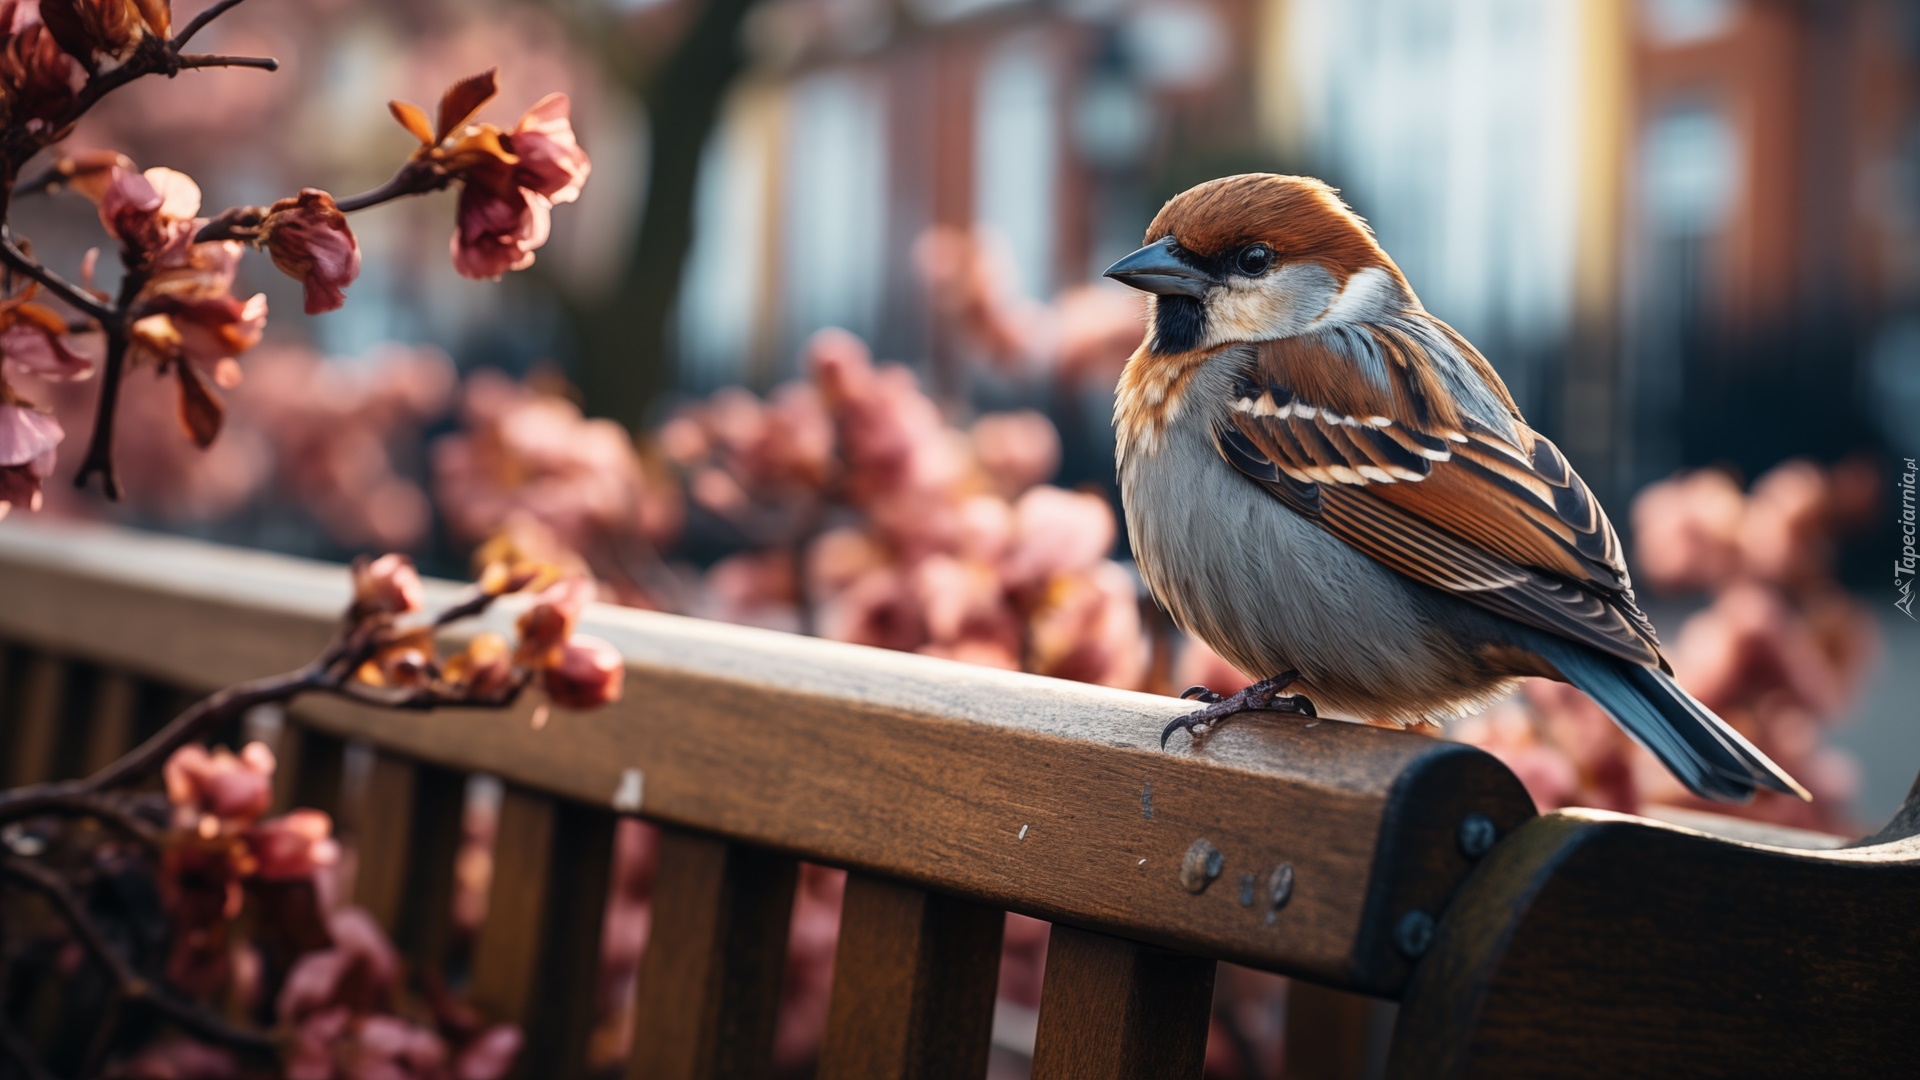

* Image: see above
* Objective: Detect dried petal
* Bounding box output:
[389,98,434,144]
[539,634,624,710]
[437,68,500,142]
[175,360,224,448]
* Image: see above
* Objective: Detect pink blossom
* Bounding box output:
[508,93,591,204]
[970,410,1061,495]
[162,742,275,824]
[1,309,95,382]
[539,633,624,710]
[0,403,61,519]
[351,553,425,618]
[444,93,590,279]
[247,809,340,881]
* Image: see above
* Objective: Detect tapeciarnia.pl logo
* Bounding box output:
[1899,457,1917,619]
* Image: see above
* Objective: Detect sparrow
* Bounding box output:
[1104,174,1805,804]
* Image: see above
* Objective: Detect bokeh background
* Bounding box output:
[9,1,1920,1074]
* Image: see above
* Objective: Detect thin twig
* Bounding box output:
[0,233,112,323]
[334,160,450,214]
[0,857,279,1058]
[174,0,256,49]
[0,665,325,825]
[176,54,279,73]
[12,793,162,848]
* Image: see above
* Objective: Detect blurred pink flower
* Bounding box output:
[970,410,1061,496]
[352,553,425,618]
[1000,485,1117,589]
[540,633,625,710]
[433,371,680,558]
[163,742,275,826]
[247,809,340,882]
[0,402,61,518]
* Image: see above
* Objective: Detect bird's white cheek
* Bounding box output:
[1202,265,1338,347]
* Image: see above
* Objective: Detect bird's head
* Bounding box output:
[1105,174,1414,354]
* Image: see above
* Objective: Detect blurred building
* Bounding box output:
[672,0,1918,499]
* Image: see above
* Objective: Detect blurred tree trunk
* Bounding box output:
[571,0,761,431]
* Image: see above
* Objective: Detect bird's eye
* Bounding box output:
[1236,244,1274,276]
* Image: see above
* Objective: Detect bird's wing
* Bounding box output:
[1215,335,1666,669]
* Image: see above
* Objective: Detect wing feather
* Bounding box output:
[1217,333,1665,669]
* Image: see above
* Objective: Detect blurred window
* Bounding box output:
[679,97,775,388]
[1639,0,1739,47]
[975,32,1059,299]
[1642,103,1740,238]
[782,70,891,356]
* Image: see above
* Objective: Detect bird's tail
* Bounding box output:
[1533,639,1810,804]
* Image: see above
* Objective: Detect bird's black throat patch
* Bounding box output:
[1152,296,1205,354]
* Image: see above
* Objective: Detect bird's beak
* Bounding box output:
[1103,238,1211,299]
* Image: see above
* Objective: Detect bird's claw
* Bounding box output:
[1161,670,1313,748]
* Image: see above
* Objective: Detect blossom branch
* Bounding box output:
[0,232,112,324]
[176,53,280,73]
[0,856,280,1059]
[0,582,516,827]
[71,266,148,498]
[174,0,258,49]
[333,160,451,214]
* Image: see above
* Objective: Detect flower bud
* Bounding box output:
[351,553,424,617]
[259,189,362,314]
[539,634,624,710]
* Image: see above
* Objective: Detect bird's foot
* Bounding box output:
[1162,669,1315,748]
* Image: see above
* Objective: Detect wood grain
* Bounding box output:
[817,873,1004,1080]
[79,670,137,775]
[1029,925,1215,1080]
[521,800,617,1080]
[1285,982,1379,1080]
[0,523,1535,994]
[469,785,557,1027]
[351,750,418,932]
[1386,804,1920,1077]
[5,653,66,786]
[627,828,797,1080]
[393,761,467,974]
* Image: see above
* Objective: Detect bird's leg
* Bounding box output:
[1162,669,1315,748]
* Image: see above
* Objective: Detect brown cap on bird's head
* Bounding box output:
[1145,174,1399,282]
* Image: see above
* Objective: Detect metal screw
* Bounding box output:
[1458,813,1497,859]
[1180,838,1224,893]
[1263,863,1295,925]
[1394,910,1435,959]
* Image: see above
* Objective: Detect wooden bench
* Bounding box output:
[0,523,1914,1078]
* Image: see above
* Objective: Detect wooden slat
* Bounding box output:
[522,800,617,1080]
[5,653,66,786]
[0,522,1535,995]
[464,786,617,1080]
[78,670,138,775]
[351,751,418,932]
[1029,925,1215,1080]
[1386,802,1920,1078]
[1285,982,1378,1080]
[627,828,797,1080]
[817,874,1004,1080]
[277,724,346,818]
[393,762,468,974]
[469,785,556,1026]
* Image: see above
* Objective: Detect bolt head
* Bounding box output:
[1458,813,1498,858]
[1394,910,1436,959]
[1179,838,1224,893]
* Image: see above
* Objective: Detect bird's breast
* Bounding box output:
[1117,377,1496,723]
